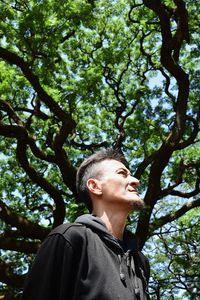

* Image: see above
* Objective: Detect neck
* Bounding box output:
[92,208,128,240]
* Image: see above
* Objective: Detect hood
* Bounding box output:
[75,214,147,298]
[75,214,137,252]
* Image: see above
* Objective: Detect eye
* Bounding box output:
[117,170,127,177]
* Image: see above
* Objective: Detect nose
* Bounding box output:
[129,175,140,187]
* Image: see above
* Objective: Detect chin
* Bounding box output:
[129,198,145,211]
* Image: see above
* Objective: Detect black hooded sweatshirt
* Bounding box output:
[21,214,150,300]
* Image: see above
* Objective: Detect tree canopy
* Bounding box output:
[0,0,199,299]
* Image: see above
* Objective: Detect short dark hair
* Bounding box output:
[76,148,127,212]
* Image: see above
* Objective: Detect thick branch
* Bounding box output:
[0,47,76,144]
[0,120,57,164]
[29,136,78,198]
[28,136,56,163]
[0,100,24,126]
[0,48,63,118]
[143,0,189,144]
[0,120,68,227]
[171,0,190,62]
[0,123,25,139]
[0,233,40,254]
[150,198,200,234]
[16,136,66,227]
[135,153,156,179]
[15,106,49,121]
[0,200,49,240]
[136,0,190,248]
[53,149,77,197]
[175,115,200,150]
[170,189,200,198]
[0,113,76,219]
[160,160,200,199]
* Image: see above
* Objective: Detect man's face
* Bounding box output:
[97,159,144,211]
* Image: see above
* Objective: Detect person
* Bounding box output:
[21,148,150,300]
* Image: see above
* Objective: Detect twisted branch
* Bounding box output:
[150,198,200,235]
[0,200,49,240]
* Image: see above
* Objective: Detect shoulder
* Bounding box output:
[49,222,85,236]
[47,222,87,249]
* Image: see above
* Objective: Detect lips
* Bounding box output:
[127,188,138,193]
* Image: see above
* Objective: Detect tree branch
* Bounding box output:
[175,115,200,150]
[0,200,49,240]
[0,103,78,218]
[53,149,78,197]
[0,100,24,126]
[14,106,49,121]
[0,47,76,138]
[171,0,190,62]
[0,121,56,164]
[159,160,200,199]
[136,0,190,248]
[0,233,40,254]
[16,136,66,227]
[143,0,190,143]
[135,153,157,179]
[0,258,26,288]
[0,116,67,227]
[149,198,200,234]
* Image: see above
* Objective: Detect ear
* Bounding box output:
[87,178,102,196]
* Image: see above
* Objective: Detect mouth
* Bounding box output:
[127,188,138,193]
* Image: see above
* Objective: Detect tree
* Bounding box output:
[0,0,199,299]
[146,208,200,299]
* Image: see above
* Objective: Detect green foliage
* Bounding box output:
[146,209,200,299]
[0,0,199,299]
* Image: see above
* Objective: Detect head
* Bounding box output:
[76,148,127,212]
